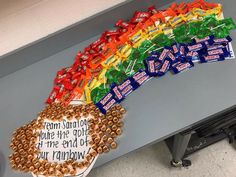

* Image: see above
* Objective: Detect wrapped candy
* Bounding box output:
[171,61,194,74]
[200,54,225,63]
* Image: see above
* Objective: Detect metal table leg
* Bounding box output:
[171,132,192,167]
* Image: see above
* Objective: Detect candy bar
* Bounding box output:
[133,11,151,19]
[132,70,151,86]
[116,78,138,98]
[157,47,172,63]
[145,56,157,76]
[207,48,230,57]
[46,86,60,104]
[157,59,171,76]
[172,43,186,59]
[193,35,214,44]
[96,92,114,107]
[110,84,124,103]
[208,36,232,45]
[207,44,226,51]
[96,97,117,114]
[186,51,199,62]
[167,51,178,63]
[200,54,225,63]
[148,6,158,14]
[171,61,194,74]
[186,43,206,52]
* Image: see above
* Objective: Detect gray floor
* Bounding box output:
[88,140,236,177]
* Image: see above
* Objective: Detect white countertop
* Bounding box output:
[0,0,126,57]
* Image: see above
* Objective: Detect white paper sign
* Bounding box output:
[32,102,98,177]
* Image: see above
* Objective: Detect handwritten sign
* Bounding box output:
[32,102,98,177]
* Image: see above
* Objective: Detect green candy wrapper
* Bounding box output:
[151,33,174,47]
[106,66,128,85]
[219,18,236,31]
[91,84,110,103]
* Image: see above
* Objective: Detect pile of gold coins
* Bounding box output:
[88,104,126,154]
[9,103,126,177]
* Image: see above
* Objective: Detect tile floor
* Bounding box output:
[88,140,236,177]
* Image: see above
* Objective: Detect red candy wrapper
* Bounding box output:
[116,19,130,29]
[133,11,151,19]
[148,6,158,14]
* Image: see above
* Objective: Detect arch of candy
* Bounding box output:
[9,0,236,177]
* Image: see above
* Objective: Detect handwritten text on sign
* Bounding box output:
[37,118,91,162]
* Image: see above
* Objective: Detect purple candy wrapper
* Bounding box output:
[171,61,194,74]
[207,48,230,57]
[157,59,171,76]
[200,54,225,63]
[96,98,117,114]
[208,36,232,46]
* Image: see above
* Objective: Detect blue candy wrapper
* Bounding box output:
[207,44,226,51]
[208,36,232,46]
[110,84,124,103]
[132,70,151,86]
[157,59,171,77]
[96,98,117,114]
[118,78,138,98]
[167,51,178,63]
[150,51,159,58]
[186,43,206,52]
[171,61,194,74]
[193,35,214,45]
[145,56,157,76]
[207,48,230,57]
[186,51,199,62]
[157,47,172,63]
[96,92,114,106]
[200,54,225,63]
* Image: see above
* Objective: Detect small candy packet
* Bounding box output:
[171,61,194,74]
[200,54,225,63]
[96,92,114,107]
[96,95,117,114]
[116,43,133,59]
[192,35,214,44]
[110,83,124,103]
[145,56,157,76]
[157,59,172,76]
[169,15,185,27]
[207,44,226,51]
[46,86,60,104]
[157,47,172,63]
[206,48,230,57]
[89,54,105,69]
[109,78,138,101]
[132,70,151,86]
[186,51,199,62]
[208,36,232,45]
[172,43,186,59]
[186,43,206,52]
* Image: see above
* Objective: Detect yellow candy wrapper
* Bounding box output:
[169,15,185,27]
[129,30,147,48]
[145,25,162,40]
[87,77,97,90]
[162,26,173,36]
[101,55,118,68]
[206,6,222,19]
[116,44,132,58]
[84,87,92,104]
[183,11,198,22]
[192,8,207,17]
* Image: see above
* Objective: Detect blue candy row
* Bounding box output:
[96,35,233,114]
